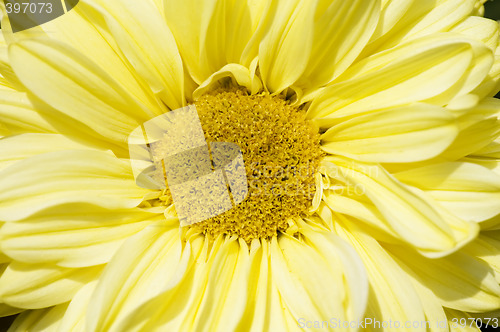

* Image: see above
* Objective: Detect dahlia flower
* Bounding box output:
[0,0,499,331]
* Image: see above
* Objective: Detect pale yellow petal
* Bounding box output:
[323,193,400,243]
[0,150,150,221]
[0,86,56,135]
[472,135,500,159]
[86,225,192,332]
[2,5,161,115]
[334,220,427,331]
[270,225,368,331]
[0,32,23,91]
[233,240,281,332]
[321,104,458,163]
[193,63,263,99]
[463,231,500,283]
[0,133,97,172]
[442,98,500,160]
[299,224,369,323]
[0,262,101,309]
[0,205,166,268]
[366,0,478,54]
[386,244,500,312]
[189,238,252,332]
[163,0,212,84]
[295,0,380,90]
[445,309,482,331]
[323,157,478,257]
[451,16,499,51]
[81,0,185,109]
[0,305,22,318]
[57,281,97,332]
[200,0,267,79]
[164,0,266,84]
[7,305,66,332]
[307,35,492,126]
[409,280,449,332]
[258,0,315,93]
[9,38,157,146]
[370,0,414,41]
[395,162,500,222]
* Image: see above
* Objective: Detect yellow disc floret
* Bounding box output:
[188,88,324,242]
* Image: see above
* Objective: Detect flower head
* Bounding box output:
[0,0,500,331]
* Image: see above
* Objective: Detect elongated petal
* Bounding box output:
[451,16,499,51]
[190,238,252,332]
[258,0,315,93]
[472,136,500,159]
[164,0,266,84]
[0,133,96,172]
[445,309,481,332]
[386,244,500,312]
[0,150,150,221]
[395,162,500,222]
[2,5,161,115]
[462,231,500,283]
[323,193,399,241]
[82,0,185,110]
[7,305,67,332]
[295,0,380,90]
[9,38,157,146]
[333,220,427,331]
[0,34,23,91]
[271,225,367,330]
[0,205,166,268]
[370,0,413,42]
[232,240,285,332]
[442,98,500,160]
[299,224,368,323]
[323,157,478,257]
[58,281,97,332]
[308,35,492,126]
[0,86,56,135]
[366,0,477,54]
[409,280,449,332]
[321,104,458,163]
[0,303,22,318]
[0,262,101,309]
[86,225,192,332]
[200,0,267,79]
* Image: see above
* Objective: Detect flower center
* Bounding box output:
[145,88,324,242]
[187,88,324,242]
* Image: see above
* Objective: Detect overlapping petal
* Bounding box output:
[0,262,101,309]
[81,0,185,110]
[321,103,458,163]
[386,243,500,313]
[395,162,500,222]
[271,224,368,331]
[0,150,150,221]
[0,86,56,136]
[333,220,427,331]
[322,157,478,257]
[8,38,159,146]
[259,0,380,93]
[0,133,97,172]
[366,0,478,54]
[6,305,67,332]
[307,35,493,127]
[0,205,165,268]
[164,0,267,84]
[86,224,192,332]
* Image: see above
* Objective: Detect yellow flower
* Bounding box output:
[0,0,499,331]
